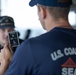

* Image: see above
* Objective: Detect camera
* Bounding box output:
[8,31,20,48]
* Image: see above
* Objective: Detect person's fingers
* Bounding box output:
[3,44,13,62]
[0,49,5,64]
[4,44,13,55]
[4,44,9,51]
[4,44,11,55]
[8,45,13,55]
[1,49,6,59]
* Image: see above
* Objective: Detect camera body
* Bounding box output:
[8,31,20,47]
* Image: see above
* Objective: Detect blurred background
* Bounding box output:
[0,0,76,40]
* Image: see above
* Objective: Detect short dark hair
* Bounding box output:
[37,4,70,21]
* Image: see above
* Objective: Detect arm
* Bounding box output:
[0,44,13,75]
[0,59,10,75]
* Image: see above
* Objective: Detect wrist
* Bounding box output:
[0,60,10,75]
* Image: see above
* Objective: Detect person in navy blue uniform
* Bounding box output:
[0,16,23,52]
[0,16,15,50]
[0,0,76,75]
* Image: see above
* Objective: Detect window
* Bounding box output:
[1,0,76,39]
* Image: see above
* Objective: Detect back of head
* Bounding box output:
[29,0,72,20]
[0,16,15,28]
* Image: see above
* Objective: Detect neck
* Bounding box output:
[45,19,72,31]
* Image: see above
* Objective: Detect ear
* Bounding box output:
[40,7,46,19]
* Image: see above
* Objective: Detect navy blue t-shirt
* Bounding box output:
[4,27,76,75]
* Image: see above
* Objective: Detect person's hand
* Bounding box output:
[0,44,13,75]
